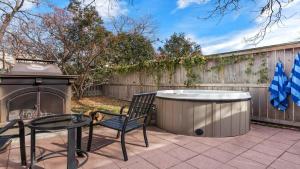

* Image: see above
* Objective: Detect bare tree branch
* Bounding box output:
[200,0,294,44]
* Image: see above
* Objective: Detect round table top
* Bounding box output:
[28,114,91,130]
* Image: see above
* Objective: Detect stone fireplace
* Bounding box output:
[0,58,76,122]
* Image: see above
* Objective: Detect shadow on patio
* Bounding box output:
[1,124,300,169]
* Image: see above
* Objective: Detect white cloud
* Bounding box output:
[197,1,300,55]
[200,17,300,55]
[84,0,128,19]
[177,0,209,9]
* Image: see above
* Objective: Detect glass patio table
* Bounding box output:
[28,114,91,169]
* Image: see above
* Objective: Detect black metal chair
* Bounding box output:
[87,92,156,161]
[0,119,26,166]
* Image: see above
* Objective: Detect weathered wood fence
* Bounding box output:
[100,41,300,127]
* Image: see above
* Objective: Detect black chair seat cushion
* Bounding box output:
[99,116,143,132]
[0,137,12,153]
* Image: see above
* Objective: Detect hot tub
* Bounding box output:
[156,90,251,137]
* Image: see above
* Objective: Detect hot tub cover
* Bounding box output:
[156,90,251,101]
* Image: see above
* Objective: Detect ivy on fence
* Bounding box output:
[111,53,269,87]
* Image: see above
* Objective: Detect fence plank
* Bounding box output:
[92,42,300,127]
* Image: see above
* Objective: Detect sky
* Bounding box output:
[30,0,300,55]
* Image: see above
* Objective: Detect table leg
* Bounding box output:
[30,128,36,169]
[67,128,77,169]
[76,127,84,157]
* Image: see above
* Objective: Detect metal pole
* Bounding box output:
[67,128,76,169]
[30,128,36,169]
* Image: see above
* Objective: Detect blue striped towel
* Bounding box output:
[287,53,300,106]
[269,61,289,111]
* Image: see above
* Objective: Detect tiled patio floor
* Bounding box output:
[2,124,300,169]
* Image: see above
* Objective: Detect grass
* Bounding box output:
[71,96,129,115]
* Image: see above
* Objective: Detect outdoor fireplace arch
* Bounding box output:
[3,87,67,121]
[0,58,76,122]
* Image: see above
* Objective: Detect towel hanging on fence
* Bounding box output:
[287,53,300,106]
[269,61,289,111]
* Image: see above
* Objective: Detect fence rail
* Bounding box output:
[100,41,300,127]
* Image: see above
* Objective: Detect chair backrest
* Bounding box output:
[127,92,156,122]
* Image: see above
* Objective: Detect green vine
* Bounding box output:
[182,56,206,86]
[166,58,179,84]
[209,55,251,72]
[113,55,206,87]
[257,58,269,83]
[112,53,269,87]
[245,55,254,75]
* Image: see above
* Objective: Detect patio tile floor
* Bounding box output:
[2,124,300,169]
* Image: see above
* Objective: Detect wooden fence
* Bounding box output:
[101,41,300,127]
[83,85,103,97]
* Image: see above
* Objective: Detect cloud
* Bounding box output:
[177,0,209,9]
[84,0,128,19]
[195,1,300,55]
[199,17,300,54]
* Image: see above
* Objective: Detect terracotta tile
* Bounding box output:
[247,130,275,139]
[183,141,212,154]
[159,143,180,152]
[82,152,117,169]
[6,125,300,169]
[227,156,266,169]
[121,159,156,169]
[228,138,257,149]
[280,129,300,138]
[268,132,298,145]
[287,144,300,155]
[197,138,227,147]
[187,154,222,169]
[96,142,135,160]
[169,162,197,169]
[150,130,177,140]
[251,143,284,157]
[144,150,181,169]
[167,147,198,161]
[0,147,9,168]
[261,140,291,151]
[270,158,300,169]
[113,155,144,168]
[241,150,277,165]
[238,135,264,143]
[217,164,237,169]
[139,149,162,159]
[7,160,28,169]
[43,156,70,169]
[170,135,193,146]
[89,162,120,169]
[280,152,300,165]
[125,143,150,155]
[250,125,280,136]
[217,142,247,155]
[203,148,236,163]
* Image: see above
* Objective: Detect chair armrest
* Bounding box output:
[120,105,128,114]
[90,110,128,120]
[0,119,19,134]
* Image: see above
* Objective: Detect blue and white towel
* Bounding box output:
[269,61,289,111]
[287,53,300,106]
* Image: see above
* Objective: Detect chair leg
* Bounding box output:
[120,132,128,161]
[18,121,26,166]
[143,125,149,147]
[116,131,120,139]
[87,123,94,152]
